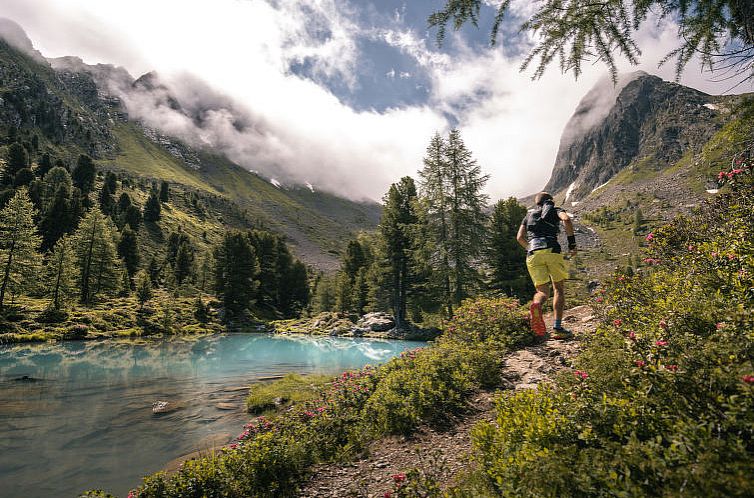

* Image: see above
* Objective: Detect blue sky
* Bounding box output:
[3,0,752,200]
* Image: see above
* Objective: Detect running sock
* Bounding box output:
[554,319,562,329]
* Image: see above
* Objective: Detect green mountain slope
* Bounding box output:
[0,32,380,271]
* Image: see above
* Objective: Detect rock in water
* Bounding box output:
[152,400,179,414]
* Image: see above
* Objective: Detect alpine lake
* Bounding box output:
[0,333,422,497]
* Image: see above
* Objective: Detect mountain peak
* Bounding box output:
[545,72,718,201]
[0,18,44,62]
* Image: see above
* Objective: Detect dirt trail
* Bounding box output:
[298,306,596,497]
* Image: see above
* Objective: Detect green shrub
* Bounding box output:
[126,296,530,496]
[458,186,754,497]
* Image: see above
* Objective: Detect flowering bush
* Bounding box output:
[444,296,530,348]
[462,178,754,497]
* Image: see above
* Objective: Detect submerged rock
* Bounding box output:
[152,400,181,415]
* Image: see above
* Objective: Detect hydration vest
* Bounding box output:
[524,200,562,254]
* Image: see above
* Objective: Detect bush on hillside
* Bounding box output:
[461,184,754,497]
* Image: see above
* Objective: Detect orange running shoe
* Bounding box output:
[529,302,547,337]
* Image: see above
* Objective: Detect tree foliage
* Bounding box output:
[44,235,77,311]
[429,0,754,84]
[0,188,41,311]
[74,208,121,303]
[486,197,532,301]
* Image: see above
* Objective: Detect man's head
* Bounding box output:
[535,191,553,206]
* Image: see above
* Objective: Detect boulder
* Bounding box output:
[152,400,181,415]
[358,312,395,332]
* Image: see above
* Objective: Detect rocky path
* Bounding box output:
[298,306,595,498]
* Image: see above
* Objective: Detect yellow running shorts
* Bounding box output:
[526,248,569,287]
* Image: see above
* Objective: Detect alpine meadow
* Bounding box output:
[0,1,752,497]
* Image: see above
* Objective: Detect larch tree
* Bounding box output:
[2,143,28,185]
[72,154,96,194]
[419,132,453,318]
[74,208,121,304]
[381,176,420,328]
[486,197,532,302]
[143,190,161,222]
[117,225,140,279]
[429,0,754,85]
[0,188,42,312]
[45,235,77,311]
[419,130,489,317]
[213,231,260,318]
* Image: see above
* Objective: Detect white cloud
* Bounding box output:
[1,0,751,203]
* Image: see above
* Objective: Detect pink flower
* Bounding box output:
[742,375,754,384]
[229,443,238,450]
[384,493,392,498]
[127,491,138,498]
[595,296,604,303]
[666,364,678,372]
[655,340,668,347]
[727,253,737,261]
[392,473,406,483]
[645,233,654,242]
[716,322,725,330]
[574,370,589,380]
[635,360,646,367]
[718,171,727,181]
[659,319,668,330]
[687,245,695,252]
[628,331,636,341]
[613,319,622,327]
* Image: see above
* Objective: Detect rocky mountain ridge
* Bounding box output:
[546,72,732,202]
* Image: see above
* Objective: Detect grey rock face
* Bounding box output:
[546,73,721,201]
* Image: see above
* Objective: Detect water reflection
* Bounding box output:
[0,334,420,498]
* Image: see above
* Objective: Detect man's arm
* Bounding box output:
[559,211,577,255]
[516,225,528,250]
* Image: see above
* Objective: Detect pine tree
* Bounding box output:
[147,256,161,286]
[98,181,115,215]
[72,154,96,194]
[343,240,366,283]
[159,180,170,202]
[74,208,120,304]
[13,168,35,187]
[381,177,420,327]
[3,143,28,185]
[122,205,142,231]
[0,188,42,311]
[45,235,77,310]
[41,167,73,209]
[213,231,260,317]
[174,240,194,285]
[419,133,452,318]
[196,251,214,294]
[352,266,369,316]
[40,184,73,251]
[104,171,117,194]
[135,269,153,310]
[143,190,161,222]
[419,130,489,316]
[117,192,132,213]
[117,225,140,278]
[37,153,53,178]
[248,230,278,309]
[486,197,532,301]
[633,208,644,235]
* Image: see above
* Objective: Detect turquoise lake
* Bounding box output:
[0,334,421,498]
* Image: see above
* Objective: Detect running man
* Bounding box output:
[516,191,577,340]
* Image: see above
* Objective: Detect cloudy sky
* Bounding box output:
[3,0,752,201]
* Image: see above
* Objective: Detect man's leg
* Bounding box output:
[552,279,565,322]
[529,283,550,337]
[551,279,572,339]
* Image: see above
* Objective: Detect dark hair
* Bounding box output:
[535,191,553,206]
